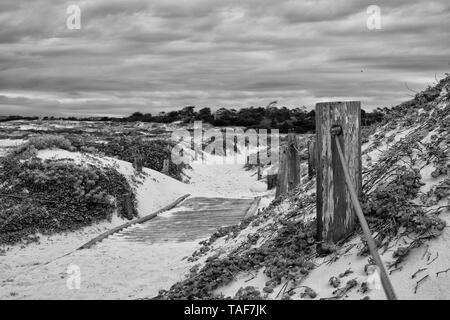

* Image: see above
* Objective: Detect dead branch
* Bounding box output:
[436,268,450,277]
[414,275,429,294]
[321,279,358,300]
[276,280,290,298]
[411,268,427,279]
[244,271,257,283]
[427,252,439,265]
[421,245,430,260]
[389,266,403,275]
[404,82,419,94]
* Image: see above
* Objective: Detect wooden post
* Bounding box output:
[267,174,278,190]
[316,101,362,244]
[275,146,288,198]
[287,133,301,191]
[307,139,317,179]
[257,165,262,180]
[162,159,169,174]
[124,193,134,220]
[134,156,143,173]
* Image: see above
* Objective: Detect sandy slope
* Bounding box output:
[0,148,269,299]
[169,78,450,300]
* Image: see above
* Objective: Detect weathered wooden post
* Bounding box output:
[162,159,169,174]
[287,132,301,191]
[134,156,143,173]
[275,146,288,198]
[307,139,317,179]
[316,101,362,244]
[124,193,134,220]
[267,174,278,190]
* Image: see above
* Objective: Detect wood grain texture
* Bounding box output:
[307,139,317,179]
[162,159,169,174]
[267,174,278,190]
[275,146,288,197]
[77,194,191,250]
[316,101,361,243]
[287,133,301,191]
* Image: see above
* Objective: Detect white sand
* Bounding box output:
[1,147,267,299]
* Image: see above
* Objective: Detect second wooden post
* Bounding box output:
[287,132,301,190]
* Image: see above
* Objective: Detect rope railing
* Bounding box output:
[332,125,397,300]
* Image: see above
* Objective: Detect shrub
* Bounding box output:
[94,137,189,181]
[0,154,137,245]
[27,135,74,151]
[8,135,74,160]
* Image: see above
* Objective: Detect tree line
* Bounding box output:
[123,106,385,133]
[2,105,385,133]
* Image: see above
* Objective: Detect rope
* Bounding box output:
[333,134,397,300]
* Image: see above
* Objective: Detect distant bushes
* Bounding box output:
[8,134,187,181]
[122,106,385,133]
[27,135,74,151]
[94,137,188,181]
[3,105,386,133]
[8,135,75,161]
[0,115,39,122]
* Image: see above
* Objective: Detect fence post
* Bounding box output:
[134,156,143,173]
[316,101,362,244]
[267,174,278,190]
[307,139,317,179]
[275,146,288,198]
[287,132,301,191]
[162,159,169,174]
[124,193,134,219]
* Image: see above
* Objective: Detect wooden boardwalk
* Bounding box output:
[110,197,254,243]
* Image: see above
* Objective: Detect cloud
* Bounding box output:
[0,0,449,116]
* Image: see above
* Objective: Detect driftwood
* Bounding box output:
[77,194,190,250]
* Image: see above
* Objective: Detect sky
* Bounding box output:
[0,0,449,117]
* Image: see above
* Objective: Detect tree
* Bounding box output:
[196,107,214,123]
[180,106,196,123]
[128,112,144,121]
[142,113,153,122]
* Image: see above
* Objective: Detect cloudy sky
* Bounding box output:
[0,0,449,116]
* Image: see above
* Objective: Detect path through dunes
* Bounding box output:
[0,196,257,299]
[1,148,269,300]
[113,197,255,243]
